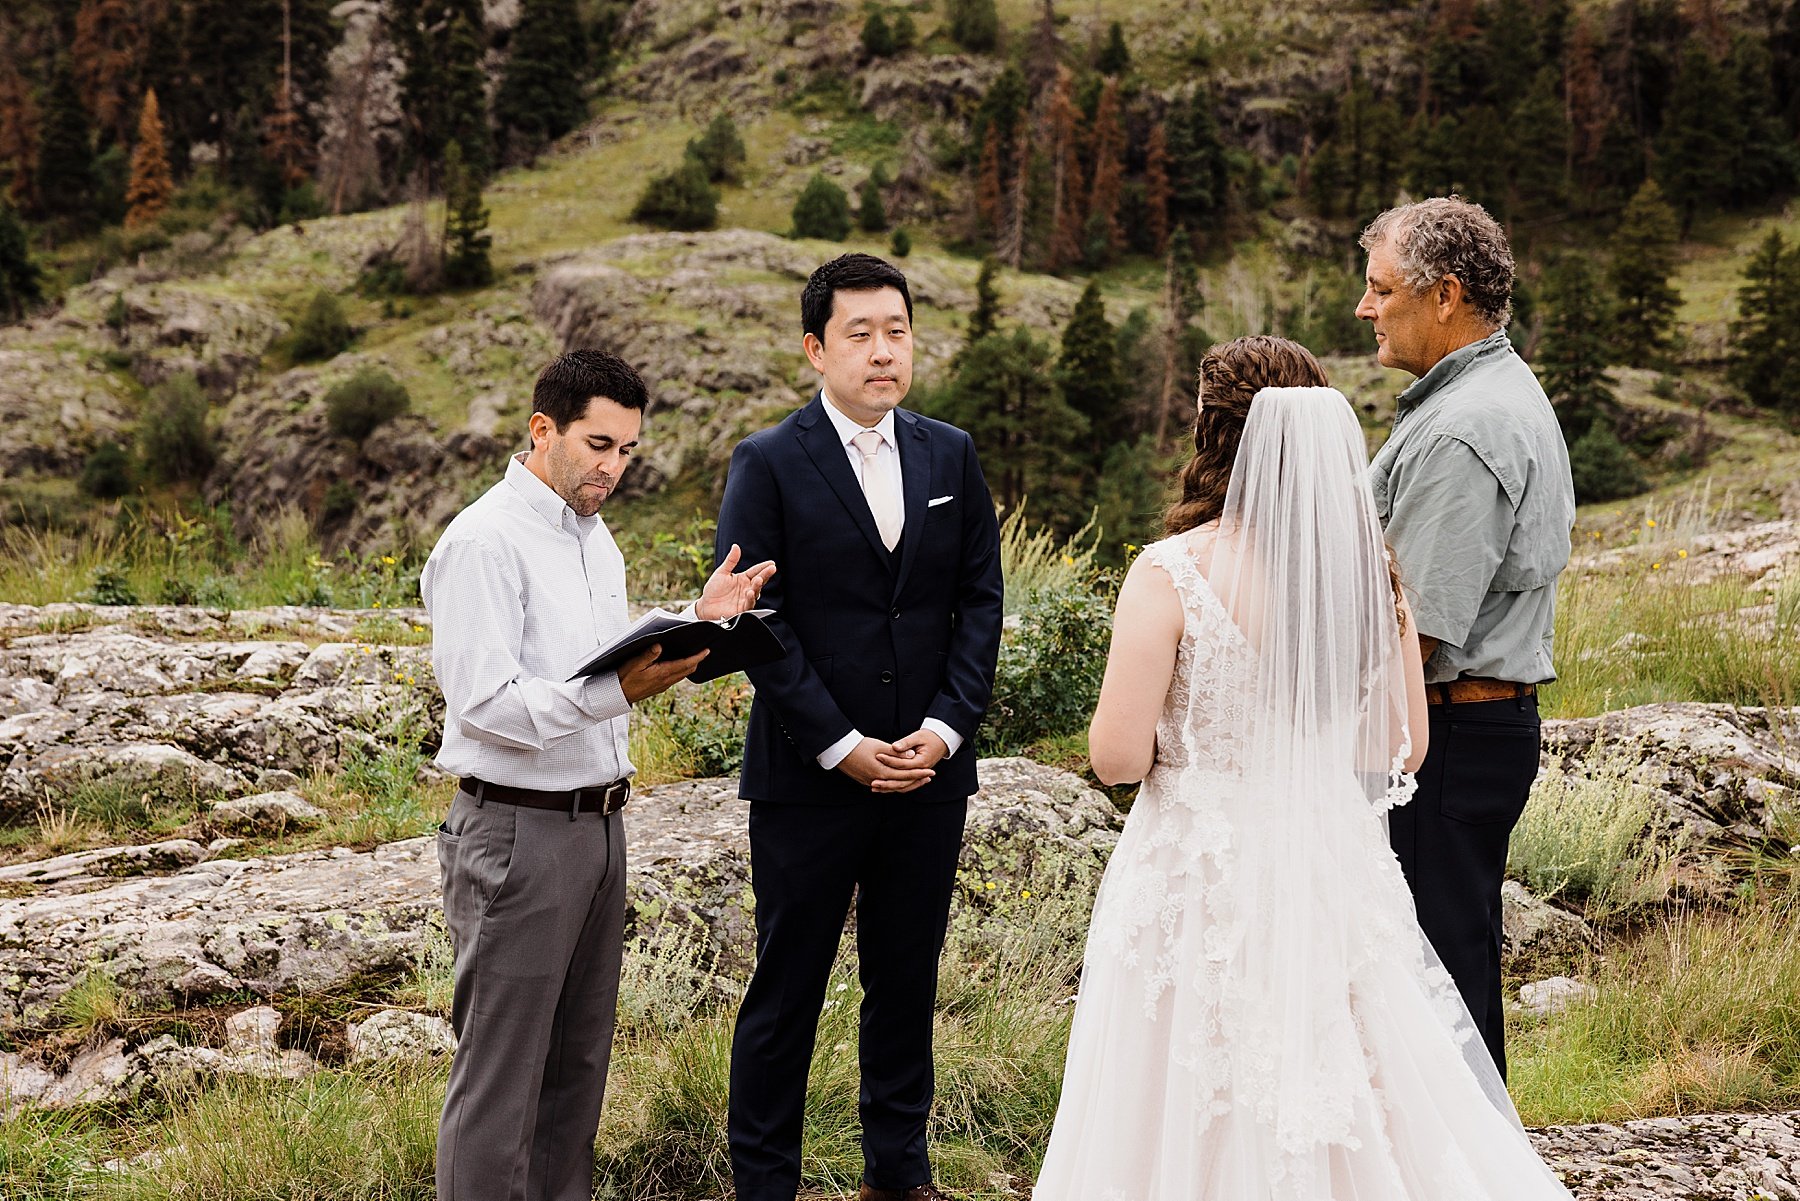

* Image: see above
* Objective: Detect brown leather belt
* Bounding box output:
[460,776,631,820]
[1427,678,1537,705]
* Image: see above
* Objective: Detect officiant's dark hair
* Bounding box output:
[802,254,913,342]
[533,349,648,431]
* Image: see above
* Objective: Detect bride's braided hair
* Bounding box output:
[1162,335,1409,630]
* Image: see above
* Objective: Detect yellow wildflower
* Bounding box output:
[1678,549,1688,559]
[382,556,396,565]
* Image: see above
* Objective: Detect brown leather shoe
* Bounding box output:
[856,1184,964,1201]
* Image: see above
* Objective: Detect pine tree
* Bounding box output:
[1046,69,1084,270]
[442,140,493,288]
[893,11,916,51]
[73,0,151,150]
[858,168,888,233]
[687,114,746,184]
[1058,279,1127,454]
[1723,34,1799,206]
[975,122,1005,240]
[391,0,490,181]
[1656,43,1732,234]
[1537,255,1619,445]
[35,56,97,229]
[1727,229,1800,417]
[947,0,1000,53]
[1505,67,1569,221]
[443,11,492,179]
[861,11,896,59]
[0,60,38,211]
[927,326,1088,533]
[0,198,43,322]
[631,151,718,231]
[966,256,1001,349]
[790,173,852,240]
[1608,178,1681,366]
[1165,86,1228,233]
[1156,226,1205,451]
[1142,120,1171,255]
[495,0,589,163]
[1083,78,1125,266]
[1096,21,1129,76]
[123,88,172,230]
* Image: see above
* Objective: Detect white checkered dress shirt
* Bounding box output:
[422,454,637,791]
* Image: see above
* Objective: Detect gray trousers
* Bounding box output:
[435,787,627,1201]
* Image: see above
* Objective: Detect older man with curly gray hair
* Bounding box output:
[1357,195,1574,1082]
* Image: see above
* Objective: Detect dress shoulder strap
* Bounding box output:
[1141,535,1212,613]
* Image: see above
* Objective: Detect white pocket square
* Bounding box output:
[928,495,955,508]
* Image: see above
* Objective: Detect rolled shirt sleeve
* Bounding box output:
[425,538,632,754]
[1383,434,1514,651]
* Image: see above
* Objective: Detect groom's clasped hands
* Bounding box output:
[842,729,950,792]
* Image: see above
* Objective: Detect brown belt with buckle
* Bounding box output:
[460,776,631,820]
[1427,678,1537,705]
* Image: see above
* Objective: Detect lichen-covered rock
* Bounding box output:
[347,1008,456,1062]
[1,742,245,810]
[1531,1110,1800,1199]
[222,1006,283,1057]
[1518,976,1598,1017]
[1502,880,1600,971]
[209,791,328,835]
[1542,703,1800,900]
[0,839,208,886]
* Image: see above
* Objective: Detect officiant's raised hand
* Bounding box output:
[696,543,777,621]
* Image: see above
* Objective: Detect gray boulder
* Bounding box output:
[347,1009,456,1062]
[209,791,328,835]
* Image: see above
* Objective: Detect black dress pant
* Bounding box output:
[1387,693,1541,1080]
[728,796,968,1201]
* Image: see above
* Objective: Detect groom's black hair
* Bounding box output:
[801,253,913,343]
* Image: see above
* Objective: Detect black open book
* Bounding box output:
[568,607,784,685]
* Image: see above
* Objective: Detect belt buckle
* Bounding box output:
[570,779,631,820]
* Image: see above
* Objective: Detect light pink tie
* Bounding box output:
[851,429,901,551]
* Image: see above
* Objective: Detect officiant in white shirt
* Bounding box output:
[420,349,774,1201]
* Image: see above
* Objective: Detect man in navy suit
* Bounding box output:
[716,253,1004,1201]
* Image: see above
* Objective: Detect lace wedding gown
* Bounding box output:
[1033,530,1574,1201]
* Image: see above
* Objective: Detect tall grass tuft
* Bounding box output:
[0,1107,112,1198]
[114,1065,443,1201]
[53,967,132,1039]
[1511,889,1800,1124]
[1546,565,1800,717]
[997,506,1101,615]
[1508,745,1676,923]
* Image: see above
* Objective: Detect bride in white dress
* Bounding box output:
[1034,336,1573,1200]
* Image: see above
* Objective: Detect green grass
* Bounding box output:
[1510,885,1800,1124]
[1542,560,1800,717]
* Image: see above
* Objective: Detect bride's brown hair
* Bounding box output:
[1162,334,1409,629]
[1164,335,1328,536]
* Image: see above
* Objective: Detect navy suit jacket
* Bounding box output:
[715,394,1004,804]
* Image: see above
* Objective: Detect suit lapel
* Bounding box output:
[796,394,890,562]
[892,409,930,598]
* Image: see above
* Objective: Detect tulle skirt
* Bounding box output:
[1032,764,1573,1201]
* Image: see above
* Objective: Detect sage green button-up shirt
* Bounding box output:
[1369,329,1575,685]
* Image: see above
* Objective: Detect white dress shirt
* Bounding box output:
[815,391,963,771]
[422,454,637,790]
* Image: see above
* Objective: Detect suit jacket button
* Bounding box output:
[880,670,894,684]
[890,608,901,620]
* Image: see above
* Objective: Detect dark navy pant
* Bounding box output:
[728,796,967,1201]
[1388,693,1541,1080]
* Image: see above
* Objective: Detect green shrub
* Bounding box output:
[1508,745,1675,922]
[861,11,897,57]
[290,290,353,362]
[1568,420,1647,503]
[946,0,1000,52]
[889,227,912,257]
[686,114,746,185]
[636,676,753,779]
[631,152,720,231]
[82,565,140,606]
[325,368,412,441]
[321,479,359,524]
[79,440,135,498]
[893,11,916,50]
[138,372,216,483]
[984,585,1112,754]
[857,171,888,232]
[789,173,852,241]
